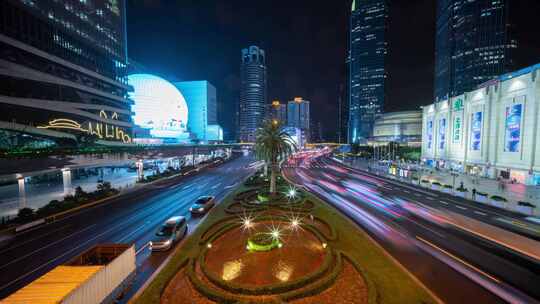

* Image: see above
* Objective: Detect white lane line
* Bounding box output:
[475,211,487,216]
[416,236,501,283]
[225,182,238,189]
[439,200,449,205]
[412,221,446,238]
[181,184,194,190]
[456,205,468,210]
[0,225,70,255]
[414,193,422,197]
[0,224,97,271]
[211,182,221,190]
[0,220,124,292]
[404,190,410,193]
[426,197,435,200]
[117,223,147,243]
[136,242,150,255]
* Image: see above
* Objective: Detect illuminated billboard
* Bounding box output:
[439,118,446,150]
[504,104,522,152]
[128,74,188,138]
[427,120,433,149]
[470,112,482,151]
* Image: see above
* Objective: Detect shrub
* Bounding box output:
[17,208,35,223]
[456,186,468,192]
[431,181,442,186]
[490,195,507,202]
[476,191,488,196]
[421,179,429,183]
[443,184,453,189]
[518,201,535,208]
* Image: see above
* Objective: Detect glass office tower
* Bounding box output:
[238,46,267,143]
[434,0,517,101]
[348,0,388,144]
[0,0,133,145]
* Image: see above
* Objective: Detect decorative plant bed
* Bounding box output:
[490,195,507,208]
[246,232,282,252]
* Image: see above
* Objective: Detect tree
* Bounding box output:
[254,120,296,194]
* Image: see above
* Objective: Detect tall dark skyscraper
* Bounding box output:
[348,0,388,144]
[434,0,517,101]
[0,0,133,145]
[238,46,267,142]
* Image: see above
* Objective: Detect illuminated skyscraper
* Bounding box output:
[270,100,287,125]
[348,0,388,144]
[287,97,310,142]
[0,0,132,144]
[434,0,517,101]
[238,46,267,142]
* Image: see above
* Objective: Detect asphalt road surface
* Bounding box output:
[283,154,540,304]
[0,155,256,301]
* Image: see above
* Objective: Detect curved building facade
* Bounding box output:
[128,74,188,139]
[238,46,267,142]
[370,111,422,146]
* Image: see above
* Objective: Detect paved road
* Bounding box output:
[0,155,256,300]
[283,154,540,304]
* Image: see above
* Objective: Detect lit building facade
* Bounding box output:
[270,100,287,125]
[175,81,220,142]
[239,46,267,142]
[287,98,310,142]
[434,0,517,101]
[370,111,422,146]
[422,63,540,185]
[128,74,189,142]
[0,0,133,144]
[348,0,388,144]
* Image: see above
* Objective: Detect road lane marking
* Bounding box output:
[211,183,221,189]
[455,205,467,210]
[403,190,410,193]
[0,225,70,255]
[438,200,449,205]
[414,193,422,197]
[117,223,147,243]
[416,236,501,283]
[411,221,445,238]
[475,211,487,216]
[0,224,97,271]
[136,242,150,255]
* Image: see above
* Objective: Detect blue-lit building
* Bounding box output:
[434,0,517,101]
[0,0,133,146]
[175,81,221,142]
[348,0,388,144]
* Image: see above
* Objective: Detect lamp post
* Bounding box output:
[451,172,459,191]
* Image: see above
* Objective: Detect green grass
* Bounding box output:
[134,180,437,304]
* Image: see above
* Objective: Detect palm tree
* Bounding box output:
[254,120,296,194]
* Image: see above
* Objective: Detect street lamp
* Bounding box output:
[451,172,459,190]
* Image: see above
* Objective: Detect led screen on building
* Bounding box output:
[439,118,446,150]
[128,74,188,139]
[504,104,522,152]
[427,120,433,149]
[470,112,482,151]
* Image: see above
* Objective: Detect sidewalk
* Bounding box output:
[348,158,540,217]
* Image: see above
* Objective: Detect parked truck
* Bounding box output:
[2,244,136,304]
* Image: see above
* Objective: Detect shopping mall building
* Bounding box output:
[421,63,540,185]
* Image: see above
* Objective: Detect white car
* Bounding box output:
[150,216,188,251]
[189,196,215,215]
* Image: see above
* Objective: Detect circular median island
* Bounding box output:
[204,220,328,287]
[150,173,437,304]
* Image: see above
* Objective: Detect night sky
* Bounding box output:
[126,0,539,141]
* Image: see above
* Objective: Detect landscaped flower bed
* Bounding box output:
[490,195,507,208]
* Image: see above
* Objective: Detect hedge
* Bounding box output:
[490,195,508,202]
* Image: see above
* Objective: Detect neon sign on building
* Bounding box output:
[37,110,132,143]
